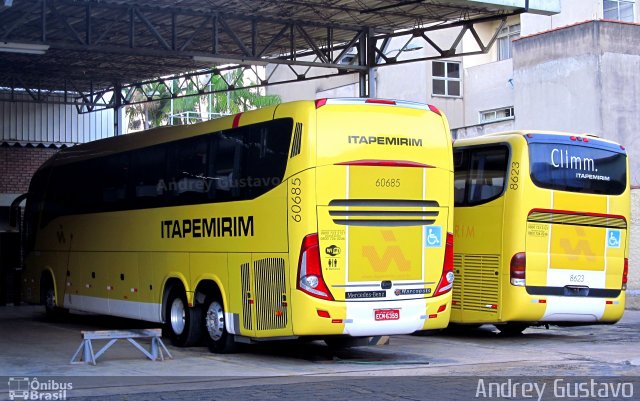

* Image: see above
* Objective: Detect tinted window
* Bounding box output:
[166,136,212,205]
[212,131,245,202]
[213,118,292,202]
[131,145,167,208]
[454,145,509,206]
[529,143,627,195]
[100,153,130,208]
[245,119,291,198]
[39,118,294,224]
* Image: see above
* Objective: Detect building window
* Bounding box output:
[604,0,635,21]
[432,61,461,97]
[480,107,514,123]
[497,24,520,60]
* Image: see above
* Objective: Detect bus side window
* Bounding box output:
[245,120,291,198]
[101,153,130,209]
[131,145,168,208]
[455,145,508,206]
[212,132,244,202]
[467,147,508,204]
[453,149,467,206]
[167,137,211,204]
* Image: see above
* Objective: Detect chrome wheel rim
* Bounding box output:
[170,298,186,335]
[205,301,224,341]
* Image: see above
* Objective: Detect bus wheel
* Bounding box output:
[165,287,202,347]
[203,295,237,354]
[496,323,528,336]
[41,275,67,320]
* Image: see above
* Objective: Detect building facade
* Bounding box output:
[267,0,640,187]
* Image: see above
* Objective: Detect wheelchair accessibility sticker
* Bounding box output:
[425,226,442,248]
[606,229,621,248]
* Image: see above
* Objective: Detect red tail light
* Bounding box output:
[510,252,526,286]
[623,258,628,290]
[297,233,333,301]
[434,233,454,296]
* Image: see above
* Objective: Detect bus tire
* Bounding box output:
[41,274,67,320]
[203,295,237,354]
[496,323,528,336]
[165,287,203,347]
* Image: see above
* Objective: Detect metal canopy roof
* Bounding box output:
[0,0,558,112]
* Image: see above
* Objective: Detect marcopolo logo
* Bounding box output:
[8,377,73,400]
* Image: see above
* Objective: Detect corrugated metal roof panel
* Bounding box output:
[0,94,114,146]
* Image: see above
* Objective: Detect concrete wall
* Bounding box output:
[463,58,515,126]
[628,189,640,309]
[598,22,640,175]
[513,20,640,186]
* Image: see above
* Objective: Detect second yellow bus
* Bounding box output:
[451,131,629,334]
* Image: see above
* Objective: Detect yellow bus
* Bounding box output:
[21,98,455,352]
[451,131,629,335]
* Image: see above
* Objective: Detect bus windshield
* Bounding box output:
[529,142,627,195]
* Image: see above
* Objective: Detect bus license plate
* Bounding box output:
[374,309,400,321]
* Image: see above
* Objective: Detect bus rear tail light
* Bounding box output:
[434,233,454,296]
[297,233,334,301]
[510,252,526,286]
[622,258,628,290]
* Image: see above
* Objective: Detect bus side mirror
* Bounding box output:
[9,193,28,228]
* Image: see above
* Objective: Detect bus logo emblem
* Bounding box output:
[559,227,595,260]
[325,245,341,256]
[362,231,411,272]
[607,229,621,248]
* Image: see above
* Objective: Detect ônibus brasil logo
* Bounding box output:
[8,377,72,400]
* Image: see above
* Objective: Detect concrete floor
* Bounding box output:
[0,305,639,399]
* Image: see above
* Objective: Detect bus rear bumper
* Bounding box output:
[539,292,625,324]
[291,294,452,336]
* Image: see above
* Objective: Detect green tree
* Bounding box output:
[125,69,280,132]
[208,69,280,115]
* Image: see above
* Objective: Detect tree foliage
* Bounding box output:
[125,68,280,132]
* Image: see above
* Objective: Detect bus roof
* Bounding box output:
[40,98,443,171]
[454,130,625,153]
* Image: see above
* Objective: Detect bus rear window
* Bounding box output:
[529,143,627,195]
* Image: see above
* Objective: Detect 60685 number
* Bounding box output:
[376,178,400,188]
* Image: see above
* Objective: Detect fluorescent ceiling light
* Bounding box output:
[0,42,49,55]
[193,55,268,66]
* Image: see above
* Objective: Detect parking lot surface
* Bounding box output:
[1,305,639,400]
